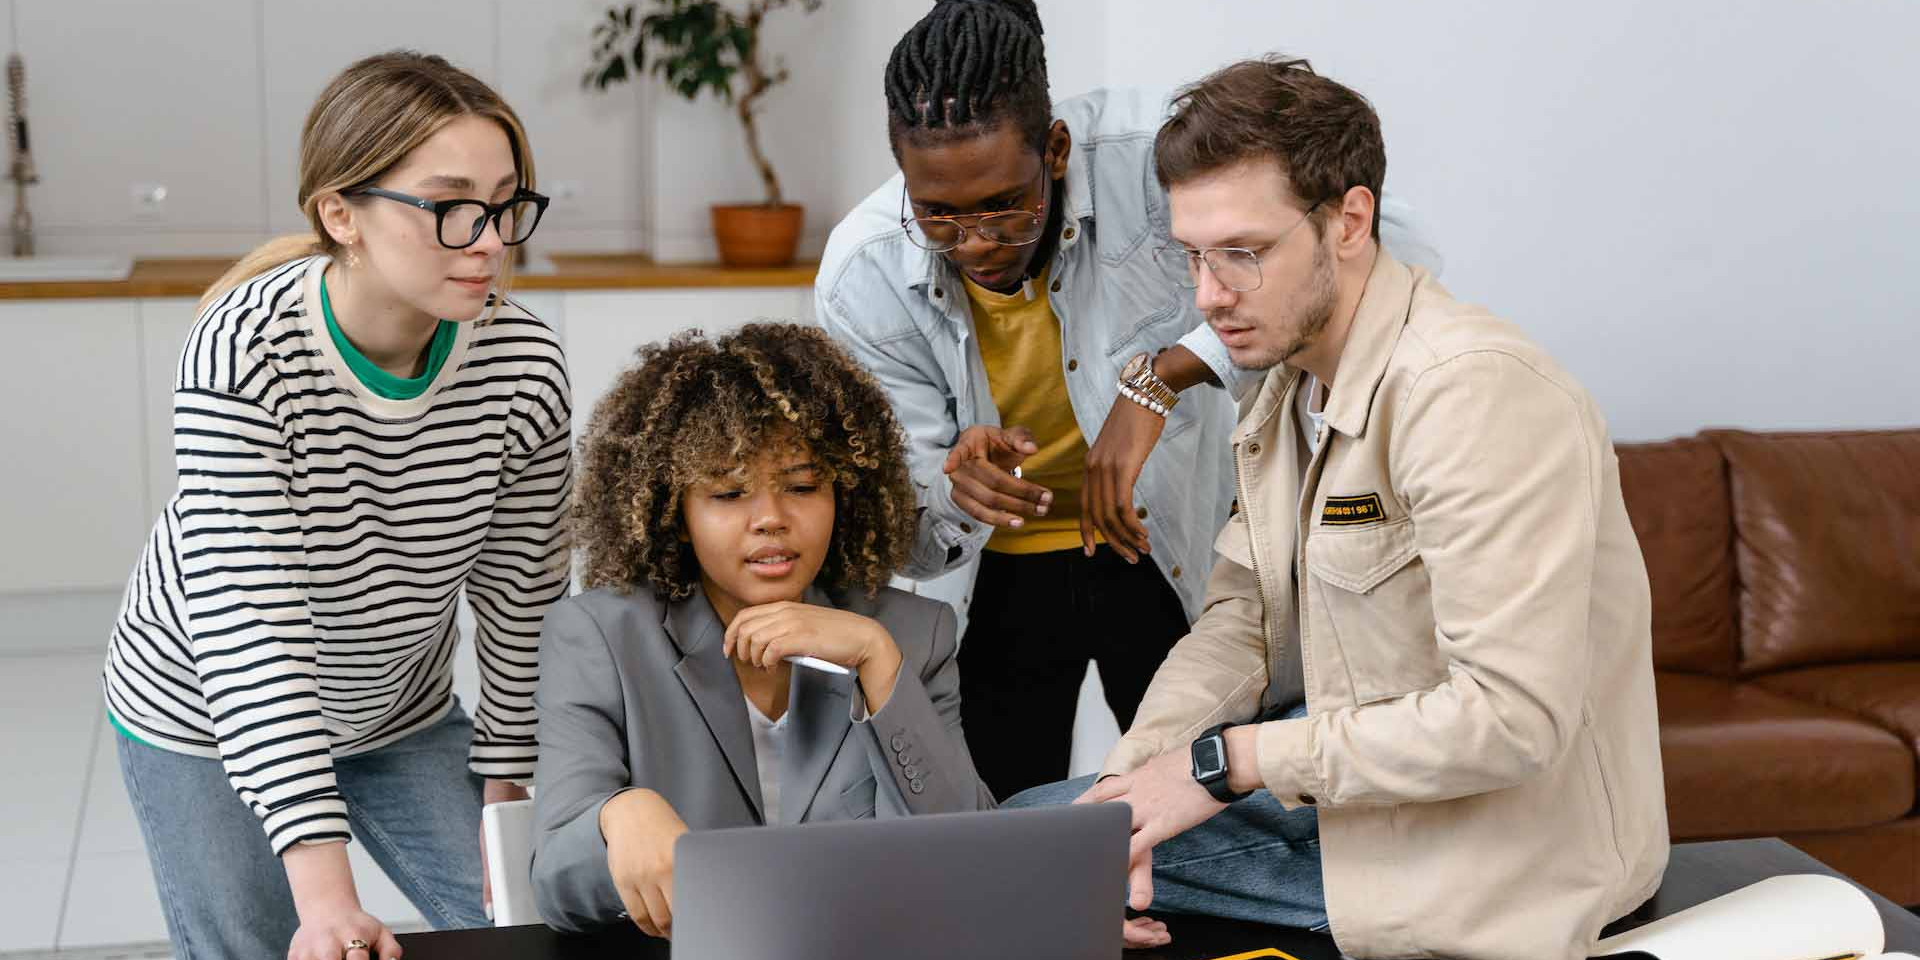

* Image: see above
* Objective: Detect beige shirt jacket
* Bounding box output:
[1103,251,1670,960]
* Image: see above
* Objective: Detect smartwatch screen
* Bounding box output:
[1193,738,1226,779]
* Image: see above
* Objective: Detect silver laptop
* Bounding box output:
[673,803,1131,959]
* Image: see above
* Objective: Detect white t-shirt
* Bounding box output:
[745,696,791,823]
[1296,373,1329,456]
[1292,374,1330,590]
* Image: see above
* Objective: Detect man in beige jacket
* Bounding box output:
[1009,56,1670,958]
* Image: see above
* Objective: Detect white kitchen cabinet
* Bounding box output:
[0,284,806,628]
[561,287,813,429]
[508,291,567,344]
[0,300,151,594]
[138,298,202,522]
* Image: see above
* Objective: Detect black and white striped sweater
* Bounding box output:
[104,255,572,853]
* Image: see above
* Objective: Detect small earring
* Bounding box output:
[345,245,360,270]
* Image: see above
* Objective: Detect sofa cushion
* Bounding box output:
[1783,816,1920,908]
[1712,429,1920,673]
[1616,437,1739,675]
[1655,671,1914,838]
[1756,662,1920,760]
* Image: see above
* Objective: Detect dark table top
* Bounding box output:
[397,838,1920,959]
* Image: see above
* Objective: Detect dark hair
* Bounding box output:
[1155,55,1387,239]
[883,0,1052,156]
[573,324,917,602]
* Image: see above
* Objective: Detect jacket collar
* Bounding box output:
[665,584,855,824]
[1318,250,1416,440]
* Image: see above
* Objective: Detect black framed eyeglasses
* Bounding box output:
[348,186,550,250]
[898,169,1049,253]
[1156,201,1325,293]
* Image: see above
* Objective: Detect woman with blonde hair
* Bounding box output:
[103,50,570,960]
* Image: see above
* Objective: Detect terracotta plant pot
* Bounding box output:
[710,203,804,267]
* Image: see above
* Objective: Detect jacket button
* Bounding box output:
[1067,358,1078,371]
[934,288,944,298]
[1063,227,1076,240]
[959,523,973,534]
[1135,506,1148,519]
[896,750,913,766]
[1298,794,1316,806]
[1051,279,1062,293]
[1247,442,1262,457]
[904,765,922,779]
[909,778,926,794]
[1171,566,1183,579]
[891,735,908,752]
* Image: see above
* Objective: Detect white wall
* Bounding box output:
[9,0,649,257]
[1092,0,1920,441]
[645,0,1106,260]
[647,0,1920,435]
[5,0,1103,262]
[14,0,1912,437]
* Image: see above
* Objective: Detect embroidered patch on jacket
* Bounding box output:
[1321,493,1386,526]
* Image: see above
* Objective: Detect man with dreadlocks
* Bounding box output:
[815,0,1440,801]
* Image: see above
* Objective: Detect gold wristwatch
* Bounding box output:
[1118,351,1179,417]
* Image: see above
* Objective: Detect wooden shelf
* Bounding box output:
[0,252,818,300]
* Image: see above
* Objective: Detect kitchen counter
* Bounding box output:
[0,253,818,300]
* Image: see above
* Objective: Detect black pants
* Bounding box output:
[958,546,1190,801]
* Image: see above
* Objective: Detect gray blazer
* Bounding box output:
[530,583,995,932]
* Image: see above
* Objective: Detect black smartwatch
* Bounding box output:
[1191,722,1253,803]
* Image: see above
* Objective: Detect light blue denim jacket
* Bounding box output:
[816,88,1441,621]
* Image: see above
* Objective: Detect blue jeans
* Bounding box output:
[1004,705,1329,932]
[116,703,489,959]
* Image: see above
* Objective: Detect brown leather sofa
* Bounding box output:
[1617,428,1920,906]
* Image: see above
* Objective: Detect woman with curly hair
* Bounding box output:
[530,323,994,937]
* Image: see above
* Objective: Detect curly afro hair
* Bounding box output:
[573,323,918,601]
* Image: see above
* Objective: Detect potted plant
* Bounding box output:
[585,0,821,267]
